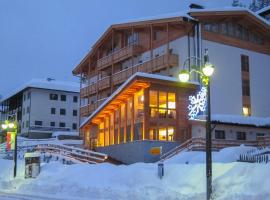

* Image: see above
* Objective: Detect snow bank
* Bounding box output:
[0,146,269,200]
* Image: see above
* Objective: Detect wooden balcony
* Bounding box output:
[80,83,97,98]
[98,76,111,90]
[97,44,143,70]
[112,53,179,85]
[80,104,96,117]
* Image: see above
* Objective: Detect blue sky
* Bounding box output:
[0,0,251,97]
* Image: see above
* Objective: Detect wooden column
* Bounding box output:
[143,88,150,140]
[124,101,127,143]
[131,95,135,141]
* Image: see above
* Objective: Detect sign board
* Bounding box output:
[150,147,162,155]
[6,132,16,150]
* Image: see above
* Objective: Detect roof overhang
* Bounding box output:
[81,72,198,128]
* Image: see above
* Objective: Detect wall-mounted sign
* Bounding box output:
[188,87,207,119]
[6,132,16,150]
[150,147,162,155]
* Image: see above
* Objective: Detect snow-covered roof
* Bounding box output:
[52,131,79,137]
[115,11,194,25]
[189,7,270,26]
[80,72,198,128]
[193,114,270,127]
[212,114,270,127]
[1,79,80,102]
[256,6,270,15]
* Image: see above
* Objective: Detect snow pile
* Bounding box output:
[52,131,79,138]
[1,145,270,199]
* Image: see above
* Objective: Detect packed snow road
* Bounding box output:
[0,192,65,200]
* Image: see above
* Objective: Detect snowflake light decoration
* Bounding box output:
[188,87,207,119]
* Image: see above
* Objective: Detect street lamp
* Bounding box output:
[179,49,214,200]
[1,120,18,178]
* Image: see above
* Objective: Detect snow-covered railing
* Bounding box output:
[36,144,108,163]
[160,137,267,162]
[238,143,270,164]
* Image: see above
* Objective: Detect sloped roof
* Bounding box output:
[80,72,198,128]
[73,7,270,75]
[1,79,80,103]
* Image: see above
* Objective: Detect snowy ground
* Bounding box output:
[0,145,269,200]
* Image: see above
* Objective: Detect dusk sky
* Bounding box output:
[0,0,250,97]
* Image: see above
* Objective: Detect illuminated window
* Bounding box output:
[150,108,158,118]
[243,106,250,116]
[98,122,105,147]
[159,92,167,108]
[168,93,176,109]
[168,127,174,141]
[149,90,158,107]
[109,113,114,145]
[105,117,109,146]
[158,128,167,141]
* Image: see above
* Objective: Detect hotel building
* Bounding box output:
[73,7,270,163]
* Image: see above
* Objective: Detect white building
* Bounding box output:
[0,79,80,138]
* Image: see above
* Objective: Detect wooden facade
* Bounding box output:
[82,75,197,149]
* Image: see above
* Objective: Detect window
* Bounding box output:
[59,122,65,127]
[34,121,42,126]
[26,121,29,128]
[27,92,31,99]
[73,110,77,116]
[243,106,251,116]
[237,132,246,140]
[256,133,265,137]
[60,109,66,115]
[215,130,225,139]
[27,106,30,113]
[72,123,77,130]
[241,55,249,72]
[149,90,176,119]
[242,80,250,96]
[50,122,55,127]
[51,108,56,115]
[60,95,66,101]
[50,94,58,100]
[73,96,78,103]
[23,94,26,101]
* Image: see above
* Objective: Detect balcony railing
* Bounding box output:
[80,83,97,98]
[97,44,143,70]
[98,76,110,90]
[80,104,96,117]
[112,53,179,85]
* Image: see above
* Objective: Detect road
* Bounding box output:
[0,192,67,200]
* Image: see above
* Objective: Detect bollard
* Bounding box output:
[158,162,164,179]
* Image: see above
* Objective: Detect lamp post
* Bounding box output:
[1,120,18,178]
[178,49,215,200]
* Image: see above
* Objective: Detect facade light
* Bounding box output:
[179,70,190,82]
[8,123,15,129]
[1,124,8,130]
[202,63,215,77]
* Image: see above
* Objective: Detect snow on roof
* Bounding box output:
[52,131,79,137]
[1,79,80,102]
[256,6,270,15]
[80,72,198,128]
[212,114,270,127]
[115,11,194,25]
[194,114,270,127]
[189,7,270,26]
